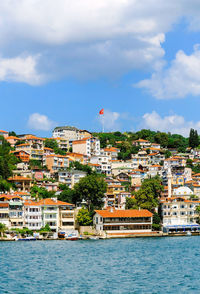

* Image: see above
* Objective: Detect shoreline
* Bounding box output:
[1,231,200,241]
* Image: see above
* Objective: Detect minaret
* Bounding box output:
[167,167,172,198]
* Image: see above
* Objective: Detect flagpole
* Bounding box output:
[102,113,104,133]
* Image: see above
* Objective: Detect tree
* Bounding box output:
[189,128,199,148]
[125,197,138,209]
[58,185,75,203]
[196,206,200,224]
[40,224,51,232]
[9,131,17,137]
[69,161,94,175]
[30,185,55,199]
[44,138,66,155]
[133,177,163,212]
[152,212,161,231]
[165,150,171,159]
[154,132,168,147]
[73,175,107,212]
[76,208,92,226]
[0,223,7,237]
[0,177,11,192]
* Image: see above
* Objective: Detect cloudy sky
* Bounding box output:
[1,0,200,136]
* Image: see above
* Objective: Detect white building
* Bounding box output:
[72,137,100,157]
[58,170,87,188]
[90,155,111,175]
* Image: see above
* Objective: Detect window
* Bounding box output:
[96,217,98,224]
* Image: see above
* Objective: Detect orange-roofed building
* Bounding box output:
[44,154,69,173]
[132,139,151,148]
[93,208,152,235]
[6,136,21,147]
[72,137,100,157]
[7,176,32,192]
[12,150,30,162]
[0,129,8,138]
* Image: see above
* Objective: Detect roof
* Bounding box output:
[134,139,149,143]
[104,147,119,152]
[53,126,79,131]
[0,130,8,133]
[0,203,9,208]
[0,195,23,200]
[37,198,74,206]
[8,176,32,181]
[95,209,152,218]
[6,136,20,140]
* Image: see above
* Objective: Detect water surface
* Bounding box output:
[0,237,200,293]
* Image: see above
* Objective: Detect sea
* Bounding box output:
[0,236,200,293]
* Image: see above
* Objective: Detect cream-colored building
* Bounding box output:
[72,137,100,157]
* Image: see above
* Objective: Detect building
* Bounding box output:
[53,126,81,140]
[72,137,100,157]
[161,197,200,233]
[11,150,30,162]
[38,198,75,232]
[93,208,152,236]
[90,155,111,175]
[58,170,87,188]
[132,139,151,148]
[102,147,120,161]
[0,130,8,138]
[6,136,21,147]
[24,200,42,230]
[7,176,32,192]
[45,154,69,173]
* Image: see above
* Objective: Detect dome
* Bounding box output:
[173,186,193,196]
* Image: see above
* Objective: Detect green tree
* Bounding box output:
[154,132,168,147]
[165,150,172,159]
[44,138,66,155]
[58,185,75,203]
[73,174,107,212]
[69,161,94,175]
[30,185,55,199]
[134,177,163,212]
[40,224,51,232]
[125,197,138,209]
[189,128,199,148]
[0,223,7,237]
[76,208,92,226]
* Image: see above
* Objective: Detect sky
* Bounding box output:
[1,0,200,137]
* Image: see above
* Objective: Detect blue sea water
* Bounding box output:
[0,237,200,294]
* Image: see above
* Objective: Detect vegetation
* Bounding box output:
[69,161,95,175]
[73,174,107,212]
[12,227,33,236]
[40,224,51,232]
[0,223,7,237]
[189,128,199,148]
[44,138,66,155]
[152,212,161,231]
[76,208,93,226]
[30,185,56,199]
[125,176,163,212]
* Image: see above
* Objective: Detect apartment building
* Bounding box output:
[0,130,8,138]
[45,154,69,173]
[24,200,42,230]
[90,155,111,175]
[58,170,87,188]
[72,137,100,157]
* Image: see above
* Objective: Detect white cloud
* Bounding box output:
[99,109,120,131]
[28,113,56,131]
[0,54,43,85]
[0,1,199,83]
[136,45,200,99]
[141,111,200,136]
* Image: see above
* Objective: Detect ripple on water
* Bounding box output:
[1,237,200,293]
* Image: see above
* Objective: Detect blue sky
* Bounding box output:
[1,1,200,137]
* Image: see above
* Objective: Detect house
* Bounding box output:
[58,170,87,188]
[93,208,153,236]
[66,152,88,164]
[102,147,120,161]
[0,130,8,138]
[53,126,81,140]
[164,156,186,170]
[131,151,150,169]
[52,137,69,151]
[24,200,42,230]
[11,150,30,162]
[37,198,75,232]
[44,154,69,173]
[7,176,32,192]
[90,155,111,175]
[0,195,24,229]
[6,136,21,147]
[15,143,44,161]
[161,197,200,233]
[72,137,100,157]
[132,139,151,148]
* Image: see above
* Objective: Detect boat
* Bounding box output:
[58,232,66,239]
[89,236,99,240]
[186,231,192,236]
[14,236,36,241]
[66,232,79,241]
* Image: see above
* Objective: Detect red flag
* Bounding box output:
[99,108,104,115]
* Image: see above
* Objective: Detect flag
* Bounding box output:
[99,108,104,115]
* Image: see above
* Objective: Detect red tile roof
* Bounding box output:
[95,209,152,218]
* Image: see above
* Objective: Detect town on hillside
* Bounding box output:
[1,127,200,239]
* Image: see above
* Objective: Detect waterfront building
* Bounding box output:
[38,198,75,232]
[93,208,152,235]
[161,197,200,233]
[24,200,42,230]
